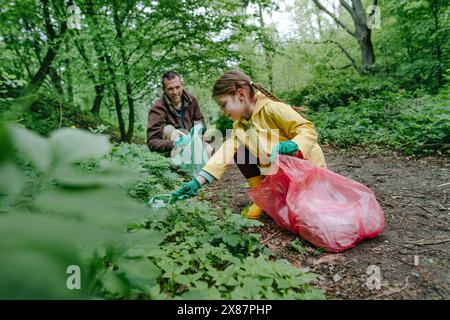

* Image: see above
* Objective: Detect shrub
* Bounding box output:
[309,90,449,156]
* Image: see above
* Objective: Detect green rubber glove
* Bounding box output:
[175,134,191,147]
[171,178,201,202]
[270,140,299,163]
[176,124,204,147]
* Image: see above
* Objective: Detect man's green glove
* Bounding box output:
[175,124,204,147]
[175,134,191,147]
[171,178,201,202]
[270,140,299,163]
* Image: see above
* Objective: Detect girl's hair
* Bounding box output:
[212,70,306,114]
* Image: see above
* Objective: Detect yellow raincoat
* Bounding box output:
[202,91,327,180]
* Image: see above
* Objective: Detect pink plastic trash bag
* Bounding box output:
[247,155,385,252]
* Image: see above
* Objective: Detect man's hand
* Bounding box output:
[175,134,191,147]
[270,140,299,163]
[175,124,205,146]
[171,178,201,202]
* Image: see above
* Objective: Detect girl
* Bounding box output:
[171,70,327,219]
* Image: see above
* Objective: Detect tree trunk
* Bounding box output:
[312,0,377,73]
[91,85,105,115]
[113,0,135,142]
[49,67,65,99]
[85,0,109,116]
[358,31,375,70]
[351,0,376,71]
[106,54,126,141]
[64,56,74,104]
[430,0,443,90]
[26,0,68,94]
[256,1,274,91]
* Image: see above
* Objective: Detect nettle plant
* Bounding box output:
[0,124,324,300]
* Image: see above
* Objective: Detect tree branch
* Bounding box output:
[41,0,56,40]
[338,0,354,18]
[312,0,356,38]
[305,39,362,74]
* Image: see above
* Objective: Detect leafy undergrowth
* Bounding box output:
[0,124,324,300]
[308,89,449,156]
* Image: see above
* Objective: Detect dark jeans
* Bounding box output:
[234,145,261,179]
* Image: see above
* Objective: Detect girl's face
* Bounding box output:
[216,88,251,121]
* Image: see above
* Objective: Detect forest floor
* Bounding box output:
[203,146,449,300]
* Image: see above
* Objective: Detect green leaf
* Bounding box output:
[52,162,138,187]
[120,258,161,291]
[0,212,119,299]
[276,277,292,289]
[0,161,25,198]
[102,270,131,297]
[123,229,165,258]
[221,233,241,247]
[50,128,111,164]
[33,187,150,229]
[180,289,208,300]
[8,125,52,172]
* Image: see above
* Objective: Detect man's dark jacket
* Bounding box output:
[147,90,206,152]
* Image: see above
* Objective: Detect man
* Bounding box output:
[147,71,207,152]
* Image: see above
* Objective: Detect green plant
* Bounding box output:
[215,112,234,135]
[116,203,324,299]
[309,90,449,156]
[0,125,150,299]
[0,124,324,300]
[281,75,399,112]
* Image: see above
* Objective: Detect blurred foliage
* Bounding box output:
[0,124,324,299]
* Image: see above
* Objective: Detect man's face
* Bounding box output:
[163,77,184,105]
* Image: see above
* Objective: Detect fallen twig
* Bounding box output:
[417,205,436,217]
[261,230,283,244]
[378,198,394,208]
[345,162,361,168]
[437,182,450,187]
[373,277,409,299]
[406,238,450,246]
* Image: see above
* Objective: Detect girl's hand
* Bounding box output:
[170,176,206,202]
[270,140,299,163]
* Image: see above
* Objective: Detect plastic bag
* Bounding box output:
[147,193,173,209]
[247,155,385,252]
[171,125,210,177]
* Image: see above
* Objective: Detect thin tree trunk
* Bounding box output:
[85,0,109,116]
[49,67,65,98]
[105,54,126,141]
[64,55,74,104]
[91,86,105,115]
[72,36,105,116]
[257,1,274,91]
[113,0,135,142]
[430,0,443,89]
[26,0,68,93]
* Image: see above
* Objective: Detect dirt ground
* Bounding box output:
[203,146,449,300]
